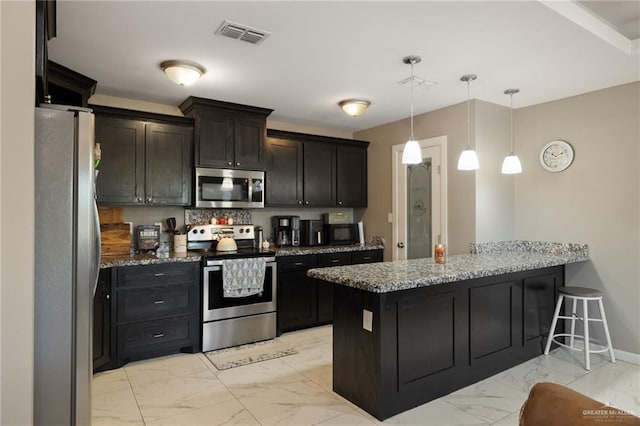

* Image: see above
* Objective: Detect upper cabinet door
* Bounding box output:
[96,116,145,205]
[234,114,266,170]
[336,145,367,207]
[303,142,336,206]
[195,109,234,168]
[266,137,303,206]
[145,123,193,206]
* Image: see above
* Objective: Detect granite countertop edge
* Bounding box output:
[274,243,384,257]
[307,240,589,293]
[100,252,202,269]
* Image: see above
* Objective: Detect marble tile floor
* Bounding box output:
[93,325,640,426]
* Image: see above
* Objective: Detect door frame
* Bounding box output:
[391,136,448,261]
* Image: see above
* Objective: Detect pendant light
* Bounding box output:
[457,74,479,170]
[401,56,423,165]
[501,88,522,174]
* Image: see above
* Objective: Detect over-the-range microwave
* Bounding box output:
[195,168,265,209]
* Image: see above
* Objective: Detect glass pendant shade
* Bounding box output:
[457,147,480,170]
[402,139,422,164]
[501,153,522,174]
[161,60,205,86]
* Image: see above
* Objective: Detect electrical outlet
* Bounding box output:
[363,309,373,332]
[154,222,162,233]
[387,213,393,223]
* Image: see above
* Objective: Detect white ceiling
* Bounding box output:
[48,1,640,134]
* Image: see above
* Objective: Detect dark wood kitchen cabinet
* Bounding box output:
[179,96,273,170]
[266,129,369,208]
[277,249,383,333]
[93,106,193,206]
[93,268,113,373]
[113,262,200,363]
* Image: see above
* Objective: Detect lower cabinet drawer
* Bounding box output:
[117,284,196,323]
[352,249,383,264]
[117,316,198,359]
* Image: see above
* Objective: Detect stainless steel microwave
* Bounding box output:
[195,168,265,208]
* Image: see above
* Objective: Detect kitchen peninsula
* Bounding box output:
[307,241,589,420]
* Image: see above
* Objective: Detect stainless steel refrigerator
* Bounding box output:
[34,105,101,425]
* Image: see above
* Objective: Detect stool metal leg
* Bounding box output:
[569,297,578,348]
[597,298,616,363]
[583,298,590,370]
[544,295,564,355]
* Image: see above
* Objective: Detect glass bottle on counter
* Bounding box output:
[434,238,446,264]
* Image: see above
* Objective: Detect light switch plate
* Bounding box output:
[387,213,393,223]
[363,309,373,332]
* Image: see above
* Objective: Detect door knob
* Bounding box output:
[397,242,405,248]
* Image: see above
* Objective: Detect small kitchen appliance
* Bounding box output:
[272,215,300,247]
[300,219,324,246]
[195,168,265,209]
[187,224,277,352]
[323,223,359,245]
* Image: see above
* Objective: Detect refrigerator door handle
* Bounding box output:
[92,199,101,296]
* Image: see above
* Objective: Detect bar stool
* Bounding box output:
[544,286,615,370]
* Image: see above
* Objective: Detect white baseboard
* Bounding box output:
[613,348,640,365]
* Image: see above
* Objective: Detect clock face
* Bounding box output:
[540,140,574,172]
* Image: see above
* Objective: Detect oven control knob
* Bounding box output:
[192,229,198,234]
[239,228,244,233]
[245,228,250,233]
[199,229,205,234]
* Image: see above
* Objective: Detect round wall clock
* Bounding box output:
[539,140,574,172]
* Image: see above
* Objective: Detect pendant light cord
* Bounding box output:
[509,92,514,153]
[466,80,471,148]
[410,61,415,140]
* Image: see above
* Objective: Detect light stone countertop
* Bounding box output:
[307,240,589,293]
[274,243,384,257]
[100,252,202,269]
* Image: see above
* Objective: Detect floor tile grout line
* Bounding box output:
[123,367,148,426]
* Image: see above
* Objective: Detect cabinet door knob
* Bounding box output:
[146,197,152,203]
[236,162,240,166]
[228,161,233,166]
[106,294,110,300]
[298,201,302,205]
[305,201,309,205]
[338,201,343,205]
[137,197,142,202]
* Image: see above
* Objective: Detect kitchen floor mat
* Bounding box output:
[204,339,298,370]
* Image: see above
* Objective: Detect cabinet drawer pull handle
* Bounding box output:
[154,273,165,277]
[153,333,165,339]
[363,256,371,260]
[331,259,340,263]
[294,262,303,266]
[153,300,165,304]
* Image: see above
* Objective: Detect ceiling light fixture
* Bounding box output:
[457,74,480,171]
[160,60,206,87]
[458,74,480,170]
[501,88,522,174]
[401,55,423,165]
[338,99,371,117]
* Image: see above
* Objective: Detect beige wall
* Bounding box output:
[0,1,35,424]
[514,82,640,354]
[356,102,477,259]
[475,100,514,242]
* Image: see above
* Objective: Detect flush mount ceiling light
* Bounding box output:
[501,88,523,174]
[457,74,480,171]
[338,99,371,117]
[400,55,423,165]
[160,60,206,87]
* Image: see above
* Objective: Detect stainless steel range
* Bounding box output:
[187,224,277,352]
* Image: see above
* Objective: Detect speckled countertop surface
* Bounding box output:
[307,241,589,293]
[274,243,384,257]
[100,252,202,269]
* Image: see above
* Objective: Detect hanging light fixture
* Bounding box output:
[338,99,371,117]
[457,74,480,171]
[401,55,423,164]
[160,60,206,86]
[501,88,522,174]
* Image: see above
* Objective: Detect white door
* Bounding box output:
[392,136,447,260]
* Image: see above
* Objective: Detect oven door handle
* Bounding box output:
[205,257,276,267]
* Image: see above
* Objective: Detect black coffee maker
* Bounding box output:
[272,216,300,247]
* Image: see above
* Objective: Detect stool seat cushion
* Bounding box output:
[559,286,602,297]
[519,382,640,425]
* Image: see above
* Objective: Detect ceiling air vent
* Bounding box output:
[216,20,271,45]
